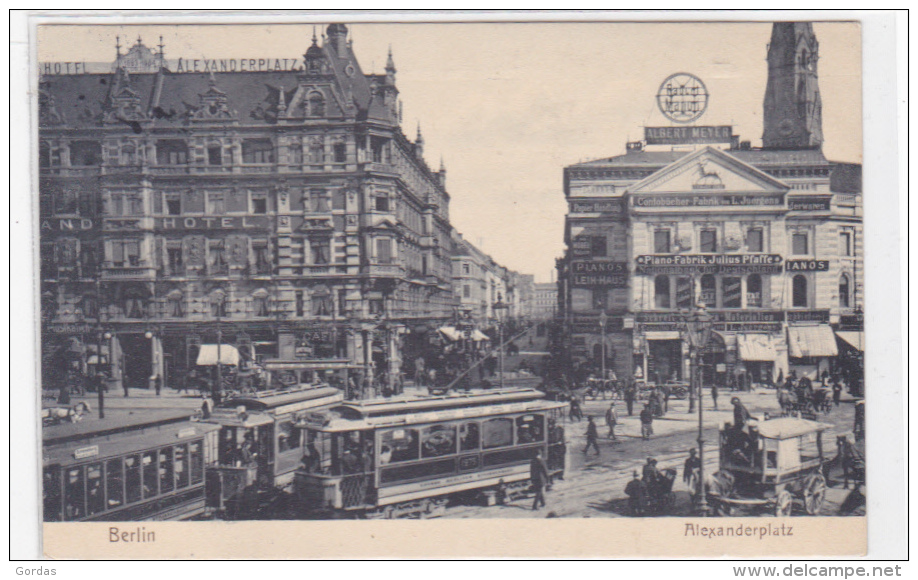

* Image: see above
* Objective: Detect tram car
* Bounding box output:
[43,409,221,522]
[293,388,568,518]
[202,384,344,517]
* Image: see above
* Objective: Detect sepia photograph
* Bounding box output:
[20,11,901,561]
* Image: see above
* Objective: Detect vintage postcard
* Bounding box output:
[31,13,877,558]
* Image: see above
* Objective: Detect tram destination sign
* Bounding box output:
[635,254,784,274]
[570,261,629,288]
[644,125,733,145]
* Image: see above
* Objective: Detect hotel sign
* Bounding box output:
[644,125,733,145]
[570,261,628,288]
[568,199,625,214]
[635,254,784,275]
[155,216,271,230]
[785,260,830,272]
[633,195,784,208]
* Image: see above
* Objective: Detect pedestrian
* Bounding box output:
[853,400,865,442]
[604,402,618,440]
[640,403,654,440]
[624,381,636,416]
[529,449,551,511]
[683,448,701,492]
[832,379,843,407]
[731,397,754,431]
[122,375,130,398]
[152,374,162,396]
[624,471,645,516]
[569,396,583,422]
[57,384,71,405]
[710,384,719,410]
[200,395,213,419]
[583,416,600,455]
[660,384,671,415]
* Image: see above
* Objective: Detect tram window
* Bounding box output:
[459,422,480,451]
[258,426,275,463]
[482,418,514,449]
[86,463,104,516]
[43,466,63,522]
[422,424,457,458]
[125,455,142,503]
[64,466,85,521]
[277,421,302,453]
[381,428,420,463]
[142,451,158,499]
[174,444,189,489]
[547,418,565,444]
[105,459,124,507]
[219,428,238,465]
[159,447,175,493]
[189,441,204,484]
[516,414,545,444]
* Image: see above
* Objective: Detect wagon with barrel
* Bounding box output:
[704,417,831,517]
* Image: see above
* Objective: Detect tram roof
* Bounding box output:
[305,397,566,431]
[218,385,342,411]
[337,388,549,417]
[42,408,196,447]
[43,420,220,466]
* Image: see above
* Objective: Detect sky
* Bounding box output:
[37,19,862,283]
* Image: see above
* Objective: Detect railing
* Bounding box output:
[367,264,405,277]
[101,265,157,279]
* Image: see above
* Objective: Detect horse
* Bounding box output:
[777,388,796,414]
[695,470,735,513]
[823,436,865,489]
[41,401,92,425]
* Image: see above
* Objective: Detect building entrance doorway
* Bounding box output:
[119,333,152,390]
[647,339,682,384]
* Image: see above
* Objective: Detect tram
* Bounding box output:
[43,410,220,522]
[202,383,344,517]
[293,388,568,518]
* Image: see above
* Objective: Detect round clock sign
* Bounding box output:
[656,73,709,124]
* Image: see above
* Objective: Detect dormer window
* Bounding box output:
[307,91,325,117]
[242,139,274,164]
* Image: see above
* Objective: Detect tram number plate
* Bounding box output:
[459,455,480,471]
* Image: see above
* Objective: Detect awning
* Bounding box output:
[787,325,838,358]
[645,331,681,341]
[470,330,490,342]
[835,331,865,351]
[196,344,240,366]
[737,334,778,361]
[437,326,461,341]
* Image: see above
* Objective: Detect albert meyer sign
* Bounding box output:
[644,125,733,145]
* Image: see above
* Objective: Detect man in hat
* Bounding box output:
[583,416,600,455]
[625,470,646,516]
[640,403,654,440]
[529,449,551,511]
[683,448,701,492]
[604,402,618,441]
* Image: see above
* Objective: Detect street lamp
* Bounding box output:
[684,302,713,516]
[598,310,608,389]
[493,295,510,390]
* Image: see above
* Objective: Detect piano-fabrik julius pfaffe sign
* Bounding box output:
[635,254,784,274]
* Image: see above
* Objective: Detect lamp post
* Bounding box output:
[493,296,509,390]
[684,302,713,516]
[215,309,223,405]
[599,310,608,389]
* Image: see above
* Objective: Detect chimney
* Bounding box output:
[326,23,349,58]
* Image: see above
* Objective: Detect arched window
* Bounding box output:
[746,274,763,307]
[654,275,670,309]
[209,290,226,318]
[307,92,325,117]
[792,275,808,308]
[700,274,717,307]
[839,274,851,308]
[253,289,269,317]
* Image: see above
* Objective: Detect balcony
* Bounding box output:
[367,264,405,278]
[148,165,191,176]
[102,216,154,232]
[101,263,157,280]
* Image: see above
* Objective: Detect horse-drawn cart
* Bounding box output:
[705,417,831,517]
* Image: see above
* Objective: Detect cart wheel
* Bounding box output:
[803,473,827,515]
[774,490,794,517]
[714,500,734,517]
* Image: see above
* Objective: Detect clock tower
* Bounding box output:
[762,22,824,150]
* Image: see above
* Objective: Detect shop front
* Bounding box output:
[787,323,838,380]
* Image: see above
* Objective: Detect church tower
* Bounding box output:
[762,22,824,149]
